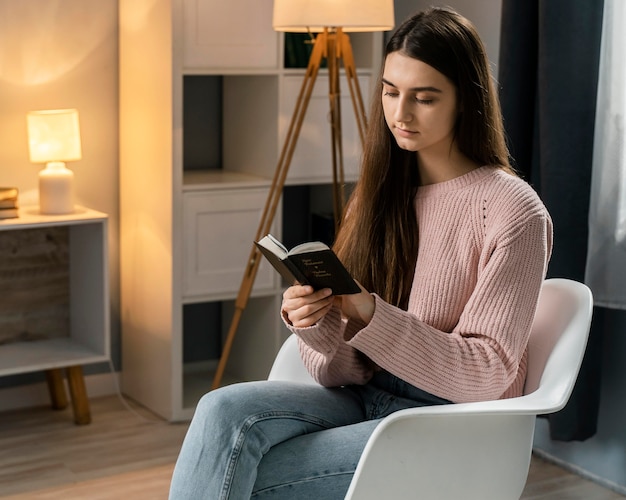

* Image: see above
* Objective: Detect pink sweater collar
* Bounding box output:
[416,166,497,198]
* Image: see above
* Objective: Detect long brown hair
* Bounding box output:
[333,7,512,309]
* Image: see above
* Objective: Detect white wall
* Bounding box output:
[0,0,120,378]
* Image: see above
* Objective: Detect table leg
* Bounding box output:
[45,369,69,410]
[66,365,91,425]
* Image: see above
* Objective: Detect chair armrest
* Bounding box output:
[268,334,317,385]
[345,405,536,500]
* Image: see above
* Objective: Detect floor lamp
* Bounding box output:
[211,0,394,390]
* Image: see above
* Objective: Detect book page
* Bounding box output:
[288,241,330,255]
[256,234,288,259]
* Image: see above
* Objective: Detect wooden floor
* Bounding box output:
[0,395,623,499]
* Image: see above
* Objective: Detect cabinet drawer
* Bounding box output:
[183,189,277,298]
[279,74,371,184]
[183,0,279,70]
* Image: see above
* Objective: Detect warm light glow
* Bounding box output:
[273,0,394,32]
[27,108,82,164]
[26,108,81,215]
[0,3,113,86]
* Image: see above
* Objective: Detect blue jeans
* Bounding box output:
[169,371,450,499]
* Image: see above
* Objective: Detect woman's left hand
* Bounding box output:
[335,281,375,325]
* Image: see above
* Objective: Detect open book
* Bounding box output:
[255,234,360,295]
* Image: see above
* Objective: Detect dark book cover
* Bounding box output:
[287,249,360,295]
[255,235,360,295]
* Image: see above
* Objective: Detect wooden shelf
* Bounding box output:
[0,205,107,228]
[0,207,110,377]
[0,338,109,377]
[183,170,272,191]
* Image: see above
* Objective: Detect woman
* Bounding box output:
[169,7,552,499]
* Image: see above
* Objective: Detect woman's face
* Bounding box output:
[382,51,459,155]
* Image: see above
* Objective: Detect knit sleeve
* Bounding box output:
[349,211,552,402]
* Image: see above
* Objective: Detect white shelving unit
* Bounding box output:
[119,0,384,421]
[0,206,109,376]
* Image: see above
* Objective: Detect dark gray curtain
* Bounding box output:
[499,0,604,441]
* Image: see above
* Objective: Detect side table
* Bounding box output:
[0,206,109,425]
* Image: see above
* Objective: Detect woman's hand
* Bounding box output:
[282,285,334,328]
[282,282,375,329]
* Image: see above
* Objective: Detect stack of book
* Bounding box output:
[0,187,19,219]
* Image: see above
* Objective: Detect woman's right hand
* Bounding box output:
[281,285,334,328]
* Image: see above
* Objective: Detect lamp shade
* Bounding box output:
[27,109,82,163]
[273,0,394,32]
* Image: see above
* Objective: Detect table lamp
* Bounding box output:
[212,0,394,390]
[273,0,394,32]
[27,108,82,214]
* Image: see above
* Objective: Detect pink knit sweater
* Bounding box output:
[286,166,553,403]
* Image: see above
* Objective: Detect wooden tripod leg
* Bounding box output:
[327,29,346,232]
[66,365,91,425]
[327,28,369,231]
[338,30,368,144]
[45,369,69,410]
[211,33,326,391]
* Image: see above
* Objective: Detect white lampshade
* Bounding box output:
[26,108,82,215]
[27,108,82,163]
[273,0,394,32]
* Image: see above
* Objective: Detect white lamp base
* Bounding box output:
[39,161,74,214]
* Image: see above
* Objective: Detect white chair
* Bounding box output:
[268,278,593,499]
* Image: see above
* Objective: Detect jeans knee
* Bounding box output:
[194,381,271,430]
[195,385,242,425]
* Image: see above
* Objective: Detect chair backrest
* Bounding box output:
[523,278,593,409]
